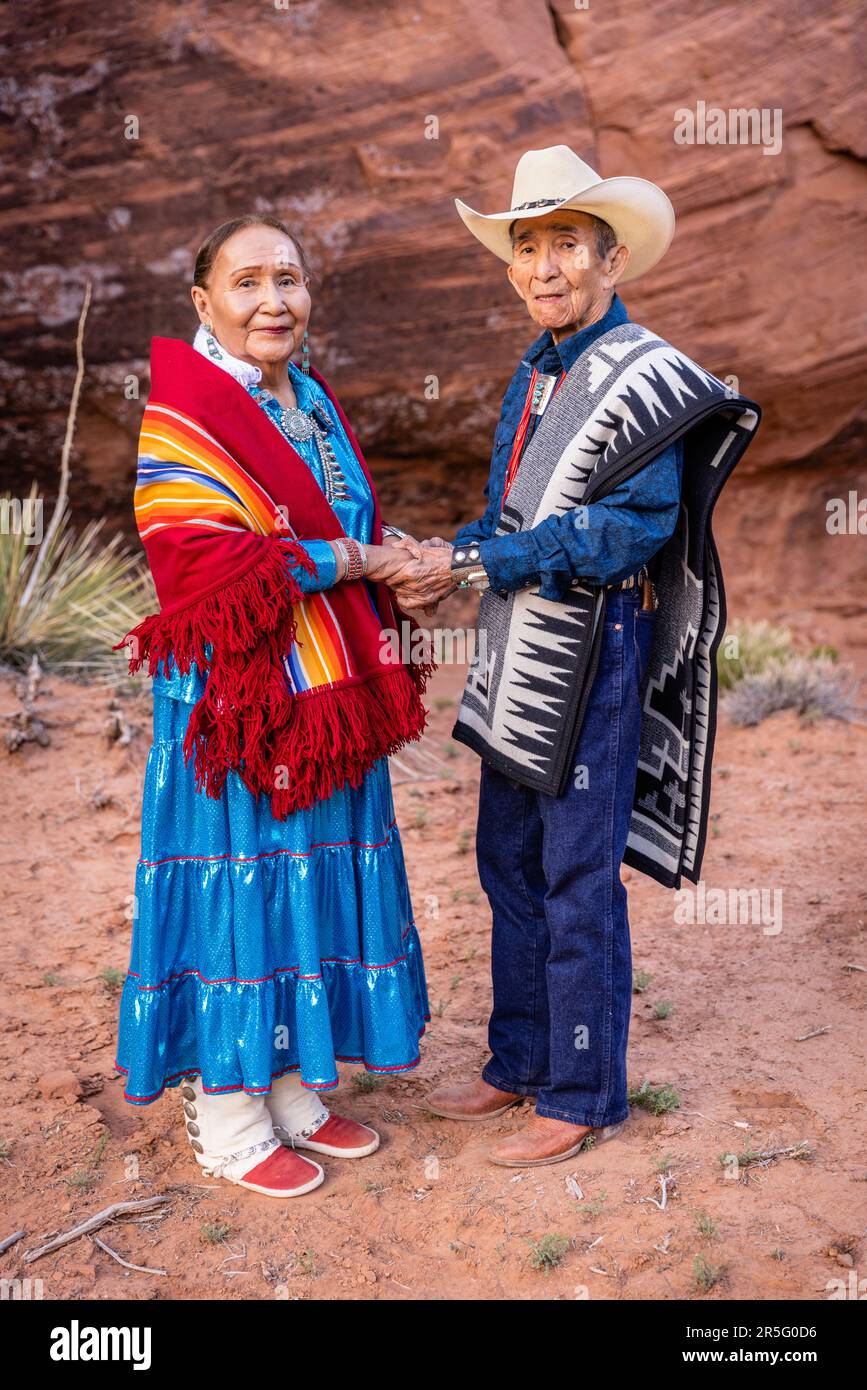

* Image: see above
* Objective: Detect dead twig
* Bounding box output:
[91,1234,166,1276]
[735,1140,813,1172]
[23,655,44,705]
[640,1173,673,1211]
[5,657,51,752]
[219,1243,247,1268]
[794,1025,831,1041]
[680,1109,745,1128]
[23,1195,171,1264]
[18,281,92,614]
[105,698,134,747]
[0,1230,26,1256]
[113,1215,170,1226]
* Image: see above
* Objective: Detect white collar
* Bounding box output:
[192,324,263,387]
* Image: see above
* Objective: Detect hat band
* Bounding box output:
[512,198,561,211]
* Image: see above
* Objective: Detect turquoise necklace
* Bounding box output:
[252,384,349,506]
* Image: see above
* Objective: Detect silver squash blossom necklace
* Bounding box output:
[254,387,349,507]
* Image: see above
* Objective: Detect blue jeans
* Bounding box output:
[476,587,657,1127]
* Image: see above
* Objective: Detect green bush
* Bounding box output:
[0,485,154,682]
[716,620,795,690]
[717,620,860,725]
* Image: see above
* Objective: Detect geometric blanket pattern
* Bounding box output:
[452,322,761,888]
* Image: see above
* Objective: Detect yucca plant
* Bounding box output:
[0,281,155,686]
[0,484,154,683]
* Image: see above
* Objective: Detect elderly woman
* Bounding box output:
[115,215,433,1198]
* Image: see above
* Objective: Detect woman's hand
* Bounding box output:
[328,539,447,621]
[362,543,427,586]
[381,532,424,559]
[326,540,423,586]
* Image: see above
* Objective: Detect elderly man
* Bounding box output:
[395,146,760,1166]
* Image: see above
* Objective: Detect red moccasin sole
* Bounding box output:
[238,1145,325,1196]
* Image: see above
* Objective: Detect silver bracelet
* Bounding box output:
[451,541,490,590]
[353,538,369,579]
[333,538,350,580]
[335,537,367,582]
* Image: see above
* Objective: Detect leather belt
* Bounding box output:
[607,564,658,609]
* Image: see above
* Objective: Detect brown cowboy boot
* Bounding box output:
[425,1075,524,1121]
[487,1112,626,1167]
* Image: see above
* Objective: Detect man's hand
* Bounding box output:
[360,534,457,616]
[362,543,427,587]
[390,542,456,612]
[383,535,440,618]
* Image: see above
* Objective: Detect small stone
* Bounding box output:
[37,1070,82,1101]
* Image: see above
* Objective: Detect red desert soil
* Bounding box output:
[0,646,865,1302]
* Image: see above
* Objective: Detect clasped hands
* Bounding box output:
[366,533,456,615]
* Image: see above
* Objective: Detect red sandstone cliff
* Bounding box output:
[0,0,864,625]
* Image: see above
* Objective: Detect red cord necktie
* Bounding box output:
[501,368,566,505]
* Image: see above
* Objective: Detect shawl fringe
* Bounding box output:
[115,540,432,818]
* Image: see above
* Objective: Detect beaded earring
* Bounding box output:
[202,321,223,361]
[301,329,310,375]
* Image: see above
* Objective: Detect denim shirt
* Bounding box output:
[453,293,683,601]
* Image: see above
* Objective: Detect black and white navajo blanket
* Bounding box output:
[452,322,761,890]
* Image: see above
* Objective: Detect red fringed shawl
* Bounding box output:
[115,337,433,818]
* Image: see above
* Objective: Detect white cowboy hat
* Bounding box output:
[454,144,675,283]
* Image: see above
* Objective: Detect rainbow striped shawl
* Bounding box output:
[115,337,432,817]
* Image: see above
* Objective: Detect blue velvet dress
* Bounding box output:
[116,362,430,1104]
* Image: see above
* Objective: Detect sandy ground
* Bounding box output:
[0,634,865,1302]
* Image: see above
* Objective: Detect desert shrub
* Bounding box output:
[0,485,154,683]
[718,619,860,726]
[627,1080,680,1115]
[716,619,796,690]
[723,656,860,727]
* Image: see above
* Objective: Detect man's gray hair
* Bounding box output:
[509,210,618,260]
